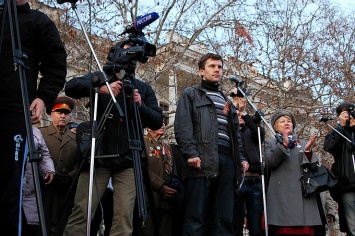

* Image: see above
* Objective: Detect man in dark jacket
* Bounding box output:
[323,102,355,236]
[232,93,265,236]
[63,41,163,236]
[0,0,66,234]
[174,53,248,236]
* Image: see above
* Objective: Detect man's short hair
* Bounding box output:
[198,53,223,70]
[336,102,354,116]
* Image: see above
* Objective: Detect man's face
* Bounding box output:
[51,111,70,130]
[199,58,223,83]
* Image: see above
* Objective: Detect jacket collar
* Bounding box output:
[17,2,31,13]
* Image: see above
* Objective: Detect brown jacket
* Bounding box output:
[39,123,78,235]
[144,133,177,210]
[40,123,78,178]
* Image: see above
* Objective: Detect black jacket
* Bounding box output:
[174,84,245,181]
[0,3,67,112]
[240,113,265,174]
[65,73,163,169]
[324,124,355,191]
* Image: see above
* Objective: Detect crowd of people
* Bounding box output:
[1,1,355,236]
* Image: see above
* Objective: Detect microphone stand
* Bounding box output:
[1,0,47,235]
[233,80,282,236]
[320,120,355,174]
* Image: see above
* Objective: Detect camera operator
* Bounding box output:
[63,40,163,236]
[323,102,355,236]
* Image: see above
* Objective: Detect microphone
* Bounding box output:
[57,0,78,4]
[319,117,333,122]
[121,12,159,34]
[229,76,244,84]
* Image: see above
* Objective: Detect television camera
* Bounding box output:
[103,12,158,76]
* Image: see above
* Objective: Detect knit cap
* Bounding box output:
[271,109,296,130]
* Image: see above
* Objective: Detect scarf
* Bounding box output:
[276,134,296,149]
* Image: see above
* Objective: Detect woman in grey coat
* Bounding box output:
[22,127,55,236]
[265,109,323,235]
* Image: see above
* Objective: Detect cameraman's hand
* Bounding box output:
[338,111,350,126]
[133,89,142,108]
[30,98,45,124]
[99,80,122,97]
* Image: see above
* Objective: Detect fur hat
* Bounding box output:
[46,96,74,115]
[271,109,296,130]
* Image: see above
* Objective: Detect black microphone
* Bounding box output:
[57,0,78,4]
[319,117,333,122]
[229,76,244,84]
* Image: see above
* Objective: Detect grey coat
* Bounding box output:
[265,137,322,226]
[22,127,55,225]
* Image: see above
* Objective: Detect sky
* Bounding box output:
[331,0,355,11]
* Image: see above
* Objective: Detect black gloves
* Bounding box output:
[53,173,72,186]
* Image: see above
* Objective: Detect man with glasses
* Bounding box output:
[40,96,78,236]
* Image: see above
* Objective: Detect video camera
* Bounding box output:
[348,105,355,118]
[103,12,158,75]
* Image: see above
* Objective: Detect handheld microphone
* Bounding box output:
[319,117,333,122]
[57,0,78,4]
[229,76,244,84]
[121,12,159,34]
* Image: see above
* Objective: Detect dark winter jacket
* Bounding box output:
[0,3,67,112]
[65,73,163,169]
[240,113,265,174]
[324,124,355,191]
[174,84,245,181]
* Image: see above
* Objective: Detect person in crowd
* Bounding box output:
[40,96,78,236]
[174,52,248,236]
[22,127,55,236]
[231,91,265,236]
[323,102,355,236]
[265,109,323,235]
[63,40,162,236]
[136,123,183,236]
[0,0,66,234]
